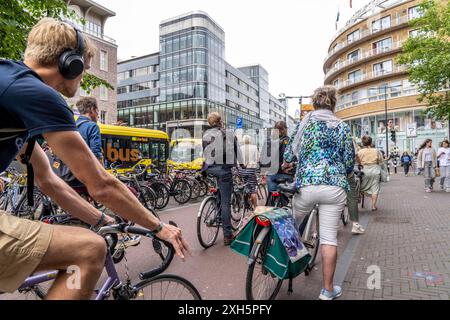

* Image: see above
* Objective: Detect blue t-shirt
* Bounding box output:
[0,60,77,172]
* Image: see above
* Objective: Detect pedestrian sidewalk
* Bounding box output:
[341,174,450,300]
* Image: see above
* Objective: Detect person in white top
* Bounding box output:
[417,139,437,193]
[239,135,260,209]
[437,139,450,192]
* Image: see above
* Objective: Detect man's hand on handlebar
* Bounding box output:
[156,223,191,261]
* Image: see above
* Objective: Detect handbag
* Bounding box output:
[435,168,441,177]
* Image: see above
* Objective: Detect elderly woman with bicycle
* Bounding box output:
[283,85,355,300]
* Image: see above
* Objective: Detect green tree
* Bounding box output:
[0,0,113,93]
[398,0,450,120]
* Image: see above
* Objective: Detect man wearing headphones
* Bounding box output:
[0,18,189,299]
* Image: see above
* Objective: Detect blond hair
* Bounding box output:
[207,112,222,127]
[243,135,252,145]
[312,85,337,111]
[24,18,95,67]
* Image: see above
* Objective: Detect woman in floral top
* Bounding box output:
[283,86,355,300]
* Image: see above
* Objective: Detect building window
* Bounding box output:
[79,87,90,97]
[408,6,423,20]
[347,49,360,63]
[348,70,362,84]
[100,85,108,101]
[372,37,392,54]
[100,50,108,71]
[100,111,107,124]
[334,79,340,88]
[373,60,393,76]
[347,29,360,43]
[372,16,391,33]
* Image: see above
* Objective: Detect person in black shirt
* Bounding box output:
[266,121,294,193]
[0,18,189,298]
[202,112,244,246]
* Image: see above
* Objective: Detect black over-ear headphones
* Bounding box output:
[58,22,85,80]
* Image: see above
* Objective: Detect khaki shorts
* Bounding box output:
[0,211,53,293]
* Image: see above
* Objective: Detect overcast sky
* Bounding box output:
[96,0,369,116]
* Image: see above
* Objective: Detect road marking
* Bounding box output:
[159,202,201,213]
[334,211,371,287]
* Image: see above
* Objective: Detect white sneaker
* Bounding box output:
[352,222,365,235]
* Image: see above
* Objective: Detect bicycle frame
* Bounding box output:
[18,251,120,300]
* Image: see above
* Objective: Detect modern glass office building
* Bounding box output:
[117,11,287,137]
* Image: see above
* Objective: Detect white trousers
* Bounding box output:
[293,185,347,247]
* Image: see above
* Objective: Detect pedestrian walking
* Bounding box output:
[358,136,383,211]
[400,152,412,177]
[437,139,450,192]
[417,139,437,193]
[284,85,355,300]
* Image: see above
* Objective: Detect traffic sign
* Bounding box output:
[236,117,243,129]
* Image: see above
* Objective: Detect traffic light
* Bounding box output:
[390,130,396,143]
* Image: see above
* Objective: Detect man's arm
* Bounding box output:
[43,131,189,259]
[19,143,108,226]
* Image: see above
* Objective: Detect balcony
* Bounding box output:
[324,14,410,69]
[324,41,404,82]
[83,28,116,45]
[336,85,419,111]
[337,65,407,91]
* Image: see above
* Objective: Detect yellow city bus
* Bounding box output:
[99,123,169,173]
[168,138,204,170]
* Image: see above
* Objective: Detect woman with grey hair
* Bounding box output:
[284,85,355,300]
[238,135,260,209]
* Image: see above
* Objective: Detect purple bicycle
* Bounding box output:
[2,223,201,300]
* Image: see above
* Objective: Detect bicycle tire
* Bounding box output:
[305,208,320,270]
[197,179,208,198]
[190,179,201,200]
[230,191,243,231]
[150,182,170,210]
[133,274,201,300]
[341,209,349,226]
[172,179,192,204]
[196,196,220,248]
[139,186,157,210]
[245,232,283,300]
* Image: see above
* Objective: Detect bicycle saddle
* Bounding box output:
[278,182,298,195]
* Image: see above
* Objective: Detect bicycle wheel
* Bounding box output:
[257,184,267,204]
[190,179,201,200]
[3,283,50,300]
[172,179,192,204]
[246,232,283,300]
[139,186,157,210]
[341,208,349,226]
[304,208,320,270]
[197,179,208,198]
[230,191,243,231]
[150,182,170,210]
[196,196,220,248]
[133,274,201,300]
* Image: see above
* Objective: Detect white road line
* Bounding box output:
[159,202,201,213]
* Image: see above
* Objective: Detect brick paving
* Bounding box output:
[341,174,450,300]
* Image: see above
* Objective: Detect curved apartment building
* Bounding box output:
[323,0,449,153]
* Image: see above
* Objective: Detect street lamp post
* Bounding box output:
[279,93,312,123]
[384,85,389,156]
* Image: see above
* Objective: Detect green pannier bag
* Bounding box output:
[231,207,311,280]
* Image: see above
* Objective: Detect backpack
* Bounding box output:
[49,120,90,183]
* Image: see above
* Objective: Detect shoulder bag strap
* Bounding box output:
[20,138,36,206]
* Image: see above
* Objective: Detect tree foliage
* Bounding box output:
[0,0,113,93]
[398,0,450,120]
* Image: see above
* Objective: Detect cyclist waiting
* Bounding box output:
[265,121,294,193]
[202,112,244,246]
[284,86,355,300]
[0,18,189,299]
[238,135,260,209]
